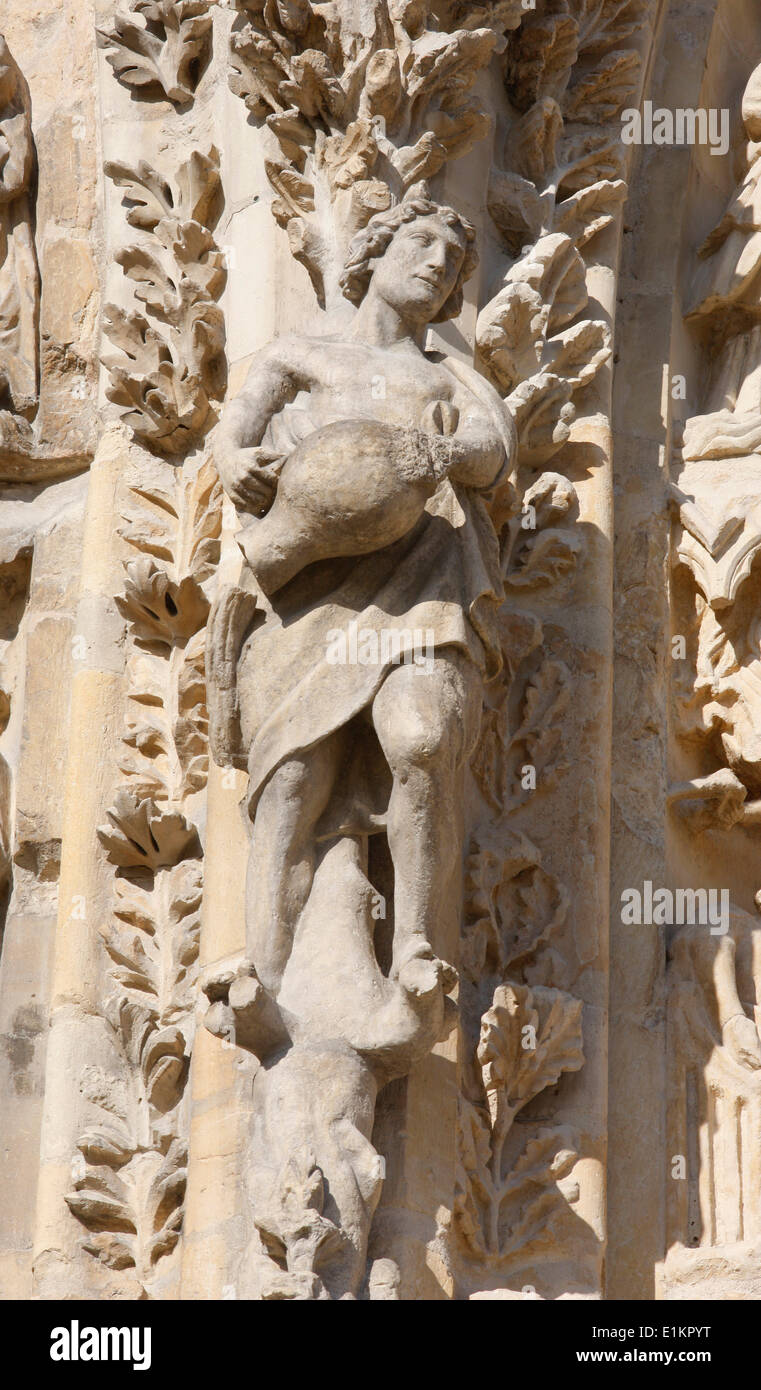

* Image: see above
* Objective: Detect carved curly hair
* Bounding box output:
[340,192,478,324]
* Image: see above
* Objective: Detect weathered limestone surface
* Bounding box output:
[1,0,761,1304]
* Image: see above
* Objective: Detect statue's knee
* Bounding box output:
[375,656,481,776]
[382,703,458,775]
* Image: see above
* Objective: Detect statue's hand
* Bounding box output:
[220,446,283,516]
[722,1012,761,1071]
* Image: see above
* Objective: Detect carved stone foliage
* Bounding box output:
[66,816,200,1295]
[0,34,40,424]
[98,0,214,106]
[65,457,221,1295]
[454,808,596,1286]
[457,979,583,1268]
[479,0,646,466]
[471,473,577,817]
[461,296,588,1295]
[228,0,516,307]
[451,0,646,1295]
[115,461,221,800]
[102,149,226,456]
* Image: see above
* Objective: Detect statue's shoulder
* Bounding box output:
[242,332,317,382]
[262,329,351,364]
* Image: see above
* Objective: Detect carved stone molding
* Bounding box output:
[64,456,221,1294]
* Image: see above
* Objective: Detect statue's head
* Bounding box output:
[340,190,478,327]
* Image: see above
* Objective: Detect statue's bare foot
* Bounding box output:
[202,957,289,1060]
[392,936,457,994]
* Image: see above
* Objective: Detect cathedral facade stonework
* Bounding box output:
[1,0,761,1305]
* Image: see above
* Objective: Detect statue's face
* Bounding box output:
[370,214,468,327]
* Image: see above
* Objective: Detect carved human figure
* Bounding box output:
[211,191,516,994]
[0,35,38,416]
[206,189,517,1297]
[674,923,761,1071]
[669,912,761,1255]
[683,61,761,460]
[689,62,761,320]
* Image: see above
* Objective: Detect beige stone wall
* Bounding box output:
[1,0,760,1303]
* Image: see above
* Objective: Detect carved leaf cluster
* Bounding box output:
[98,0,213,106]
[66,992,191,1293]
[463,827,569,985]
[116,460,221,802]
[228,1,499,304]
[474,649,572,816]
[670,575,761,824]
[67,1141,187,1287]
[98,790,200,872]
[478,232,611,465]
[69,454,220,1282]
[501,471,581,585]
[456,982,583,1265]
[109,861,202,1027]
[477,0,645,465]
[443,1,524,32]
[102,150,226,455]
[69,851,198,1284]
[505,0,646,120]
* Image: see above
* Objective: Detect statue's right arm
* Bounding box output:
[214,341,303,513]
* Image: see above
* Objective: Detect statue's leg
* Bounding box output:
[371,649,482,978]
[246,728,346,993]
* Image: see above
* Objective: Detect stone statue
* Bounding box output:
[689,61,761,322]
[683,60,761,461]
[0,35,38,417]
[667,909,761,1264]
[205,189,517,1298]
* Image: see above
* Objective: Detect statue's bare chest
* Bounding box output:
[304,344,456,426]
